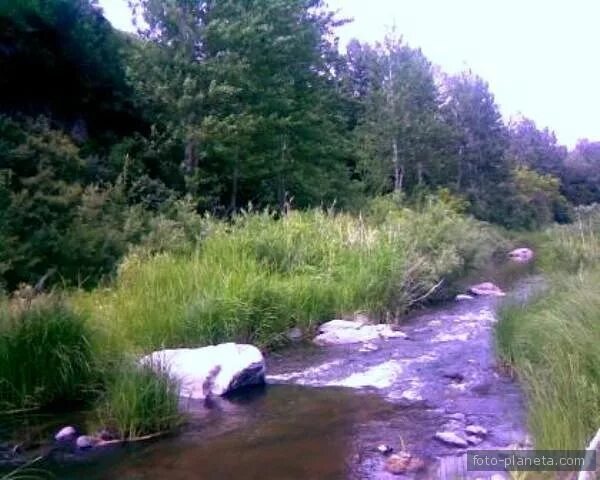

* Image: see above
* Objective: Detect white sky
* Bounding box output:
[98,0,600,148]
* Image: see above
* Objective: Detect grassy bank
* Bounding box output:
[0,197,504,437]
[497,206,600,449]
[75,198,503,351]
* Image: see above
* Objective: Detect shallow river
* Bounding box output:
[2,263,541,479]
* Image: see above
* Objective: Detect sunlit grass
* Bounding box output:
[96,361,181,440]
[76,201,502,351]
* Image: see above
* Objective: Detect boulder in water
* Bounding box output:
[468,282,506,297]
[76,435,97,450]
[54,426,76,442]
[314,319,406,345]
[141,343,265,400]
[434,431,469,448]
[509,247,534,263]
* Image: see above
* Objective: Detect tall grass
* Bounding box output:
[497,206,600,449]
[0,297,94,410]
[97,361,181,440]
[76,199,503,351]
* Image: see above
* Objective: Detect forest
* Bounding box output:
[1,0,599,291]
[0,0,599,469]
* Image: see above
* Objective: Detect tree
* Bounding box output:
[561,140,600,205]
[440,72,511,223]
[506,117,567,175]
[353,34,446,195]
[128,0,357,211]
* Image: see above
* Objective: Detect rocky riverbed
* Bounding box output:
[1,267,542,479]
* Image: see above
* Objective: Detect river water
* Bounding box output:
[1,262,541,479]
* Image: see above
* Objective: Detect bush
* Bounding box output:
[0,297,94,409]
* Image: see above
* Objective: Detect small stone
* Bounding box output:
[456,294,475,301]
[359,342,379,353]
[385,452,426,475]
[434,431,469,448]
[508,247,534,263]
[377,444,393,455]
[76,435,97,450]
[465,425,488,437]
[467,435,483,445]
[286,327,303,341]
[445,413,466,422]
[468,282,506,297]
[54,426,76,442]
[442,371,465,382]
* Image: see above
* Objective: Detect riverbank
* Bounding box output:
[496,206,600,450]
[2,260,535,479]
[0,198,506,443]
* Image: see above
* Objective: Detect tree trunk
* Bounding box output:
[278,137,288,208]
[230,159,239,213]
[183,138,197,174]
[393,139,402,191]
[457,145,463,190]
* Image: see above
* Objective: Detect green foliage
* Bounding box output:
[509,166,572,229]
[77,201,503,351]
[496,210,600,449]
[97,361,181,440]
[0,297,94,409]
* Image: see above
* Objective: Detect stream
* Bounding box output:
[1,262,542,479]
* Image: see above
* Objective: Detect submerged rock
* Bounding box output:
[385,452,426,474]
[376,443,394,455]
[55,426,77,442]
[314,319,406,345]
[76,435,97,450]
[468,282,506,297]
[434,431,469,448]
[141,343,265,400]
[358,342,379,353]
[455,294,475,301]
[509,247,534,263]
[466,435,483,446]
[465,425,488,437]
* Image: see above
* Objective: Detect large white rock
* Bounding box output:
[314,319,406,345]
[468,282,506,297]
[509,247,534,263]
[141,343,265,400]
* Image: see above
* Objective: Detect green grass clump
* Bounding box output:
[76,198,503,351]
[497,206,600,449]
[0,298,94,410]
[97,361,181,440]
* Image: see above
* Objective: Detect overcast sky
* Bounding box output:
[98,0,600,148]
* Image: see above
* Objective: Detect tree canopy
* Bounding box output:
[0,0,598,289]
